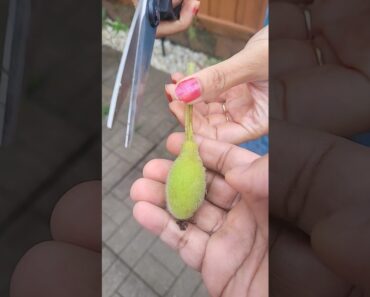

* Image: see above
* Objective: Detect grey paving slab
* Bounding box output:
[103,146,110,160]
[103,152,120,177]
[113,133,155,166]
[119,229,156,268]
[102,46,205,297]
[103,259,130,297]
[103,159,132,191]
[106,217,141,254]
[118,273,159,297]
[111,168,142,201]
[149,240,185,276]
[134,253,176,296]
[192,284,210,297]
[103,245,117,273]
[103,193,131,225]
[166,267,202,297]
[103,213,118,241]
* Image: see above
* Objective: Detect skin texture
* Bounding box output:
[131,134,268,297]
[269,0,370,295]
[10,181,101,297]
[166,27,269,144]
[132,26,269,296]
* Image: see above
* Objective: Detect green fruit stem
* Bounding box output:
[185,62,196,142]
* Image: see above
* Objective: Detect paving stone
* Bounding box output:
[106,128,126,151]
[103,153,120,177]
[137,117,174,144]
[103,246,117,273]
[120,229,157,268]
[149,240,185,276]
[166,267,202,297]
[114,133,155,166]
[134,253,176,296]
[103,146,110,160]
[103,213,118,241]
[106,217,141,254]
[103,159,132,191]
[192,284,210,297]
[118,273,159,297]
[112,168,142,201]
[103,120,125,142]
[103,260,130,297]
[103,194,131,225]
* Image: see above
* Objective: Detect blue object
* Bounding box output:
[240,136,269,156]
[352,132,370,147]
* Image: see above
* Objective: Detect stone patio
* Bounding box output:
[102,46,209,297]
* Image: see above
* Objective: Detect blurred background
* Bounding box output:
[102,1,267,296]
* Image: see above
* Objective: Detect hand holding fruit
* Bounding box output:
[130,133,268,297]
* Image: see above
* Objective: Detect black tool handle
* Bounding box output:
[159,0,182,21]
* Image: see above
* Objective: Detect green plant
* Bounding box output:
[187,26,197,42]
[165,63,206,229]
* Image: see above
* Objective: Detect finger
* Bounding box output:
[169,101,262,144]
[166,132,259,175]
[312,202,370,291]
[202,197,264,297]
[10,241,100,297]
[50,181,101,252]
[269,218,353,297]
[270,38,340,78]
[130,178,166,207]
[166,27,268,104]
[226,155,269,199]
[142,159,239,210]
[270,0,370,40]
[133,201,209,270]
[157,0,200,38]
[131,176,231,235]
[143,158,173,182]
[271,65,370,137]
[171,72,185,84]
[270,2,308,40]
[270,120,370,235]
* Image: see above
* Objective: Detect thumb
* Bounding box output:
[167,26,268,104]
[226,154,269,199]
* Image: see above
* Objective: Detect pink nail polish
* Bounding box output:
[165,90,173,103]
[192,7,199,16]
[175,78,201,103]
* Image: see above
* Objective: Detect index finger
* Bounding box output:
[166,132,259,176]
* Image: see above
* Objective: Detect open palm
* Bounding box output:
[169,79,268,145]
[131,133,268,297]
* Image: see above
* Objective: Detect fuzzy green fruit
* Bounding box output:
[166,140,206,220]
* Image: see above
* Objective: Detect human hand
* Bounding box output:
[269,0,370,295]
[131,133,268,297]
[131,0,200,37]
[165,27,268,144]
[10,182,101,297]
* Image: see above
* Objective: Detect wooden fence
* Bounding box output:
[198,0,267,40]
[115,0,267,40]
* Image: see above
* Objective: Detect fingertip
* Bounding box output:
[166,132,185,155]
[130,178,145,201]
[133,202,168,235]
[171,72,185,83]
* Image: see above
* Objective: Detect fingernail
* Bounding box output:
[165,85,173,103]
[175,78,201,103]
[192,7,199,16]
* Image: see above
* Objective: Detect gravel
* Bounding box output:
[102,25,218,74]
